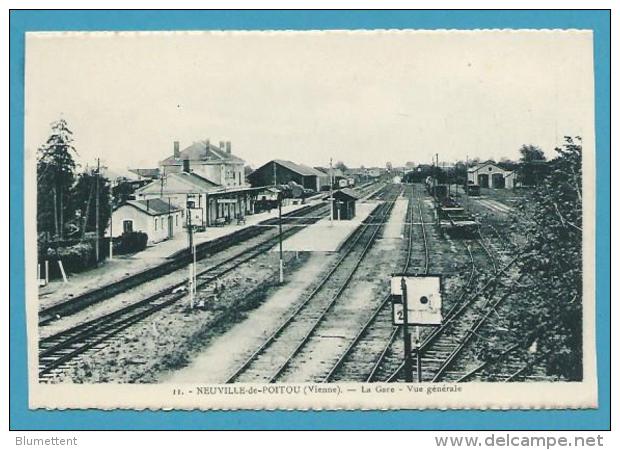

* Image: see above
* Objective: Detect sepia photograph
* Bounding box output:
[24,28,597,410]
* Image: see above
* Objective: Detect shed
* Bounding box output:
[108,199,182,245]
[467,161,513,189]
[331,188,360,221]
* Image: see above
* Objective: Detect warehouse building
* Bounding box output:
[247,160,326,192]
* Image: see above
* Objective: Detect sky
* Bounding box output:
[24,30,594,172]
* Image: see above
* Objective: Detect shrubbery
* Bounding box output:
[113,231,148,255]
[45,241,96,275]
[38,231,148,279]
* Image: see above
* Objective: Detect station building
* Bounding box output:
[160,140,246,188]
[134,168,264,228]
[467,161,515,189]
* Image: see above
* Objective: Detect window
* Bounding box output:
[155,218,158,230]
[123,220,133,233]
[176,215,179,226]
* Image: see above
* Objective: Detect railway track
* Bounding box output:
[225,185,402,383]
[39,182,389,380]
[379,252,522,383]
[354,184,524,383]
[38,192,373,380]
[39,202,326,325]
[38,181,384,327]
[323,184,428,382]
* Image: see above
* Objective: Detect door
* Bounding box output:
[492,173,505,189]
[168,216,173,239]
[478,174,489,188]
[123,220,133,233]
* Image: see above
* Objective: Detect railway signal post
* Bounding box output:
[400,277,413,382]
[186,198,202,309]
[392,274,443,383]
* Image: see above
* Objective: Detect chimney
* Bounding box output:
[205,139,210,160]
[183,159,191,173]
[225,141,231,154]
[173,141,180,159]
[219,141,225,151]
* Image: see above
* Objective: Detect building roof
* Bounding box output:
[270,159,325,177]
[333,188,361,200]
[121,199,181,216]
[468,161,507,173]
[129,168,160,179]
[135,171,221,195]
[160,141,244,166]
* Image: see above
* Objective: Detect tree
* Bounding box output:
[37,118,78,239]
[334,161,348,172]
[511,137,583,380]
[71,170,112,239]
[498,157,518,172]
[518,144,547,186]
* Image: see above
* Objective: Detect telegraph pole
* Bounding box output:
[109,179,114,260]
[187,197,194,309]
[401,277,413,382]
[329,158,334,226]
[465,154,469,212]
[278,193,284,284]
[95,158,100,265]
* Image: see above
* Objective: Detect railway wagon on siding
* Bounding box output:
[436,197,479,237]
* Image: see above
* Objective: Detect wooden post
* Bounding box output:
[58,260,68,283]
[401,277,413,382]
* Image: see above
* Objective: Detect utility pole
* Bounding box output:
[329,158,334,226]
[273,161,277,186]
[465,154,469,212]
[95,158,100,265]
[109,179,114,260]
[278,193,284,284]
[187,197,194,309]
[401,277,413,382]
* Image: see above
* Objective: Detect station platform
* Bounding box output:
[274,201,378,252]
[37,201,317,308]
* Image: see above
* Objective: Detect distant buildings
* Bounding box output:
[467,161,515,189]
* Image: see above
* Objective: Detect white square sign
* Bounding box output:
[391,275,442,325]
[187,207,203,227]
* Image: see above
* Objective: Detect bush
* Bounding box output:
[46,241,96,275]
[113,231,148,255]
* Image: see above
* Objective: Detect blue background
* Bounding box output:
[9,10,610,430]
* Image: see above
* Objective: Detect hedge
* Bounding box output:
[113,231,148,255]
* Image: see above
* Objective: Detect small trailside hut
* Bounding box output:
[332,188,360,221]
[109,199,182,245]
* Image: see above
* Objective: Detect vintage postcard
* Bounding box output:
[24,29,597,410]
